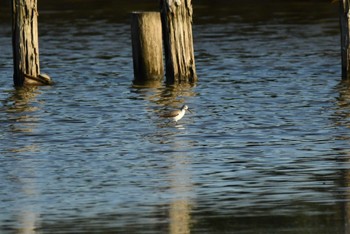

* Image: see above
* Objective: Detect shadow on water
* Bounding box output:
[0,0,338,25]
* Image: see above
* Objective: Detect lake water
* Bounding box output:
[0,0,348,233]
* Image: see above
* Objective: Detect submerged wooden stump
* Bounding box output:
[340,0,350,80]
[160,0,197,84]
[12,0,51,86]
[131,12,164,84]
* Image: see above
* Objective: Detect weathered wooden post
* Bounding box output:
[12,0,51,86]
[131,12,164,84]
[160,0,197,84]
[340,0,350,80]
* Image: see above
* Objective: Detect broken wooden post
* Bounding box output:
[160,0,197,84]
[340,0,350,80]
[131,12,164,84]
[12,0,52,86]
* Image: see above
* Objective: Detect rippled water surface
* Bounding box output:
[0,0,348,233]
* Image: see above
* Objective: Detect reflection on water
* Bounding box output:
[132,82,197,130]
[336,81,350,234]
[336,81,350,128]
[1,0,349,233]
[167,140,193,234]
[6,87,41,133]
[133,81,194,233]
[1,87,42,233]
[2,87,42,151]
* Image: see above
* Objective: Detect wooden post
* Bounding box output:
[340,0,350,80]
[160,0,197,84]
[131,12,164,84]
[12,0,51,86]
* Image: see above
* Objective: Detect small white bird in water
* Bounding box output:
[161,105,192,123]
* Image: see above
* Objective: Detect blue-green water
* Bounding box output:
[0,1,348,233]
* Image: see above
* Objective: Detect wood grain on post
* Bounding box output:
[160,0,197,84]
[340,0,350,80]
[131,12,164,84]
[12,0,51,86]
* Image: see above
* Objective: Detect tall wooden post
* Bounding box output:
[340,0,350,80]
[131,12,164,84]
[12,0,51,86]
[160,0,197,84]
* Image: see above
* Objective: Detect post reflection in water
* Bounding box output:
[6,87,41,133]
[132,80,195,233]
[168,143,193,234]
[18,193,38,234]
[3,87,43,233]
[131,79,197,126]
[335,81,350,234]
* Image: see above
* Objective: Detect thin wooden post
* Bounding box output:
[160,0,197,84]
[340,0,350,80]
[12,0,51,86]
[131,12,164,84]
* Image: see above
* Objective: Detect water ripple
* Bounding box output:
[0,1,347,233]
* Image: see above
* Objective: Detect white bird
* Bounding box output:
[161,105,192,123]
